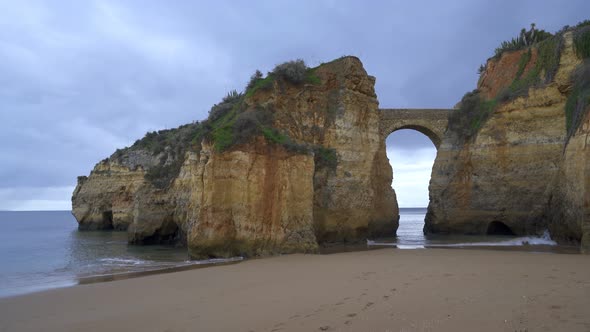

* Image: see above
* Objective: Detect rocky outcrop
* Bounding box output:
[252,58,398,243]
[545,112,590,247]
[426,29,590,248]
[72,57,398,258]
[183,140,318,258]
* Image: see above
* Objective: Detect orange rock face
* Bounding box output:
[478,49,538,100]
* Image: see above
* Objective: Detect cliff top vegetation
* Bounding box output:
[109,58,341,188]
[451,20,590,144]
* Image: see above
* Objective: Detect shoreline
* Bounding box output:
[1,243,580,300]
[2,248,589,331]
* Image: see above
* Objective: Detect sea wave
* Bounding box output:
[368,231,557,248]
[98,256,244,267]
[441,234,557,247]
[99,258,152,266]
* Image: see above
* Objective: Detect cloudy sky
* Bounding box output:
[0,1,588,210]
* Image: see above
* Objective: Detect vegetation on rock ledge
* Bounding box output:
[110,58,337,188]
[456,22,590,145]
[565,24,590,139]
[493,23,552,58]
[565,62,590,140]
[448,90,497,143]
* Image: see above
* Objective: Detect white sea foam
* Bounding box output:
[99,258,150,265]
[396,244,425,249]
[368,230,557,248]
[442,232,557,247]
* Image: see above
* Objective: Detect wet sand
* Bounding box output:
[1,248,589,332]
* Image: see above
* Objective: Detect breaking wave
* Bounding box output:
[368,230,557,249]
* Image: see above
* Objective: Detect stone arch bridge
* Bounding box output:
[379,108,452,148]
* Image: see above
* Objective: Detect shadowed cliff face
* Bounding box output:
[72,56,398,258]
[426,29,590,250]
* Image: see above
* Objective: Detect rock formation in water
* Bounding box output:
[426,23,590,251]
[72,57,398,258]
[74,21,590,254]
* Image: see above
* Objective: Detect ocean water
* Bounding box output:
[0,208,566,298]
[0,211,240,298]
[370,207,560,250]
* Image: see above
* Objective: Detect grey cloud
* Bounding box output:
[1,0,589,208]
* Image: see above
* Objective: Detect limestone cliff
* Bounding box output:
[426,25,590,250]
[72,57,398,258]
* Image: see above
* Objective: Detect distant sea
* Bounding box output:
[0,208,565,298]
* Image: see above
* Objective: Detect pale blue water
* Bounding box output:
[0,209,561,298]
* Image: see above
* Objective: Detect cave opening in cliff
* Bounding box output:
[101,210,114,230]
[486,221,515,236]
[386,129,437,235]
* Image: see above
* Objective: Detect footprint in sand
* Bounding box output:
[319,326,330,331]
[346,313,357,318]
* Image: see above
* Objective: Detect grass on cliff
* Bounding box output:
[565,25,590,140]
[112,58,338,188]
[245,60,321,98]
[457,23,590,144]
[493,23,553,58]
[448,90,498,143]
[565,60,590,139]
[574,25,590,59]
[111,121,204,189]
[454,31,563,143]
[496,34,564,102]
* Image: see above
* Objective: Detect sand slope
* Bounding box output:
[1,248,589,332]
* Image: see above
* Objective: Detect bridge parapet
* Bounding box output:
[378,108,452,148]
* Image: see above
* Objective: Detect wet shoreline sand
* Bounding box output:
[1,248,589,331]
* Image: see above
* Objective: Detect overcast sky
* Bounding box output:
[0,1,588,210]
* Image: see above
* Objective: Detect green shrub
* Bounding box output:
[574,26,590,59]
[305,69,321,85]
[494,23,552,58]
[261,127,288,144]
[448,90,497,142]
[245,74,275,98]
[478,64,486,75]
[208,90,243,122]
[272,59,308,83]
[232,108,274,144]
[144,160,184,189]
[246,70,263,91]
[212,125,234,151]
[314,147,338,171]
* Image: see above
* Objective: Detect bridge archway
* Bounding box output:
[388,125,441,148]
[379,108,451,149]
[379,108,451,236]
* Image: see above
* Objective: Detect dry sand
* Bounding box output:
[1,248,589,332]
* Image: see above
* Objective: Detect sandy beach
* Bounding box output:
[1,248,589,332]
